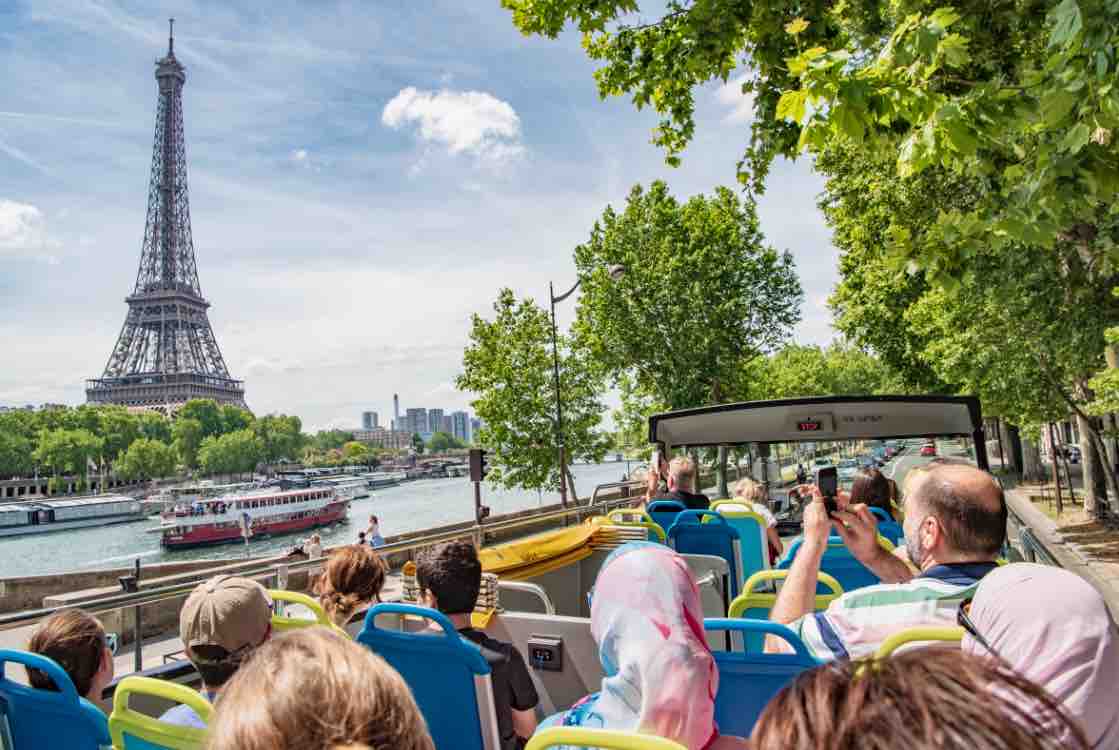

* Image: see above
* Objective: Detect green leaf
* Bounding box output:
[1041,88,1079,127]
[938,33,971,68]
[943,119,979,154]
[928,7,961,31]
[833,103,865,142]
[1049,0,1083,48]
[776,89,810,123]
[1059,122,1091,153]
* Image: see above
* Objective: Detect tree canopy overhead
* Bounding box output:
[503,0,1119,280]
[573,181,802,409]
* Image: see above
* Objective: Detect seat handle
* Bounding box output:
[0,649,79,702]
[703,618,818,662]
[364,602,461,640]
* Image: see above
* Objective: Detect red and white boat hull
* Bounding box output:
[161,500,349,549]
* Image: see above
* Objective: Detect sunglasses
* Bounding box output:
[957,598,1001,661]
[104,632,119,656]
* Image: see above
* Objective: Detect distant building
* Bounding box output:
[393,393,400,423]
[451,411,471,443]
[404,408,428,435]
[441,415,453,434]
[470,417,482,441]
[361,411,378,430]
[428,409,445,435]
[353,427,411,451]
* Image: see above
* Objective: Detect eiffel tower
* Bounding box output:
[87,21,246,413]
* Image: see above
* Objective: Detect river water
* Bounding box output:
[0,462,637,578]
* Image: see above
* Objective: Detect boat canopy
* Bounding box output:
[648,395,984,450]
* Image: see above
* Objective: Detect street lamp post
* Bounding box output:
[549,264,625,506]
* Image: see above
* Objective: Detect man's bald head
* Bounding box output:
[910,463,1006,559]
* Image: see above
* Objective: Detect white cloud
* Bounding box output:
[715,75,755,124]
[291,148,308,162]
[0,199,57,260]
[381,86,525,167]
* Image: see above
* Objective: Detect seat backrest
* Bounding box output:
[778,535,887,593]
[355,603,500,750]
[867,507,905,546]
[109,676,211,750]
[646,500,685,536]
[667,511,742,599]
[708,502,769,577]
[703,619,821,738]
[874,626,964,659]
[526,727,686,750]
[0,649,110,750]
[605,510,666,544]
[727,570,844,653]
[267,589,347,634]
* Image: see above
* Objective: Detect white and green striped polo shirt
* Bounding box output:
[789,562,999,661]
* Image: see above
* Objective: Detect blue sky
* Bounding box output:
[0,0,839,431]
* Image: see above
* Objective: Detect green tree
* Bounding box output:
[429,432,466,452]
[0,432,34,478]
[198,429,263,478]
[137,412,172,443]
[252,414,305,462]
[457,289,610,497]
[220,404,254,434]
[177,399,224,438]
[172,418,204,470]
[115,438,177,483]
[32,429,103,486]
[312,430,354,452]
[97,405,140,466]
[411,433,425,455]
[341,441,372,465]
[573,181,802,409]
[503,2,1119,281]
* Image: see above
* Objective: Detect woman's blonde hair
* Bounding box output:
[314,544,387,626]
[206,628,434,750]
[733,477,767,504]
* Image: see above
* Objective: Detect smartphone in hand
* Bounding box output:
[815,465,839,514]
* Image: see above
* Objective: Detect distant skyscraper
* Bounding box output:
[405,408,427,435]
[451,411,470,443]
[361,411,378,430]
[470,417,482,441]
[428,409,445,435]
[393,393,400,422]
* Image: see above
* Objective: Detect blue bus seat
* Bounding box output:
[778,535,889,593]
[867,507,905,546]
[109,676,211,750]
[667,511,743,599]
[703,619,821,737]
[356,603,501,750]
[708,501,770,578]
[645,500,685,537]
[0,649,110,750]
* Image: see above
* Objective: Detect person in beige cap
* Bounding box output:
[160,575,273,728]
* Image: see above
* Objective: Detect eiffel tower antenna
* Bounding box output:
[87,23,246,413]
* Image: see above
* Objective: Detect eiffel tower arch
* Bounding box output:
[87,21,246,414]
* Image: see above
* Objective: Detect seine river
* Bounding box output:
[0,462,638,578]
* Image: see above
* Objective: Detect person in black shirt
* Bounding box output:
[646,455,710,510]
[416,540,539,750]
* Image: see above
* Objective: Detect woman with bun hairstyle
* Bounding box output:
[27,608,115,705]
[205,627,434,750]
[314,544,387,627]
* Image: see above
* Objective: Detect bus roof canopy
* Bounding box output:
[648,395,983,448]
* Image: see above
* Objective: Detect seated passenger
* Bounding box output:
[416,540,539,750]
[206,628,434,750]
[314,543,387,627]
[647,456,709,510]
[848,467,894,520]
[537,543,747,750]
[730,477,782,564]
[752,648,1086,750]
[768,463,1004,660]
[26,609,115,705]
[961,563,1119,749]
[160,575,272,728]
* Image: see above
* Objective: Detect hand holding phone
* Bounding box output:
[815,466,839,515]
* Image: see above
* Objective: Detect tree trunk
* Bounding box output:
[1021,435,1045,483]
[1048,424,1064,515]
[717,446,729,498]
[1003,423,1024,475]
[564,464,580,504]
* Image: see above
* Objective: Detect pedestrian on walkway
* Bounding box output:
[366,515,385,548]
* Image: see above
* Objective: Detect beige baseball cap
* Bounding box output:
[180,575,272,656]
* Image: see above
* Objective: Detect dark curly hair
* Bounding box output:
[415,540,480,615]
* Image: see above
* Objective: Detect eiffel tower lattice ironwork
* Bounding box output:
[87,20,246,412]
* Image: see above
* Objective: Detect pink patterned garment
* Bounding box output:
[557,542,720,750]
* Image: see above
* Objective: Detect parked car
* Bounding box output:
[920,443,937,457]
[1065,445,1081,464]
